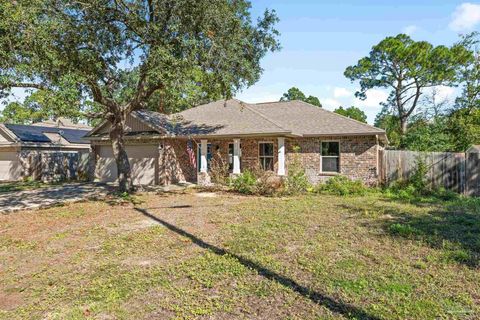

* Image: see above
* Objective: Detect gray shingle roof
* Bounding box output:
[89,99,386,139]
[249,100,385,136]
[172,100,290,136]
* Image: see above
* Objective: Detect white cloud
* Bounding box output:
[333,87,352,98]
[321,98,342,110]
[402,25,418,35]
[449,3,480,32]
[423,85,457,102]
[354,89,389,108]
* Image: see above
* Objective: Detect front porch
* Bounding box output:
[195,137,286,186]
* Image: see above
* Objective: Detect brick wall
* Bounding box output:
[286,136,378,185]
[93,135,378,186]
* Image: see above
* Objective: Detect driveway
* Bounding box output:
[0,183,112,214]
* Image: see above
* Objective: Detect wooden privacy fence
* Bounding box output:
[379,149,480,196]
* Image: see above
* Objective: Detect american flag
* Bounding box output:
[187,140,196,169]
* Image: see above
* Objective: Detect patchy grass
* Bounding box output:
[0,180,52,193]
[0,191,479,319]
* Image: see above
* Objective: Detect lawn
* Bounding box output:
[0,190,479,319]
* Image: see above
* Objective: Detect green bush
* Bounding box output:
[384,157,461,202]
[231,170,257,194]
[316,175,368,196]
[284,147,311,194]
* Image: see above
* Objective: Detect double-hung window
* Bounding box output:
[259,142,274,171]
[321,141,340,173]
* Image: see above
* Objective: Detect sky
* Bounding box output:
[3,1,480,124]
[235,0,480,123]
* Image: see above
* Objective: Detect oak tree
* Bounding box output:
[0,0,280,192]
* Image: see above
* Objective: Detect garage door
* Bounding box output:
[95,145,157,185]
[0,151,22,181]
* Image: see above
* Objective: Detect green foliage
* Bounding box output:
[316,175,368,196]
[384,158,460,201]
[284,146,311,194]
[389,223,421,237]
[345,33,470,137]
[334,106,367,123]
[231,170,258,195]
[280,87,322,107]
[230,169,284,196]
[0,0,281,192]
[447,107,480,151]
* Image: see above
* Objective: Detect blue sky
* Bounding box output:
[3,1,480,124]
[235,1,480,123]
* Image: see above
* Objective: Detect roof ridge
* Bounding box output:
[295,100,384,132]
[240,101,291,133]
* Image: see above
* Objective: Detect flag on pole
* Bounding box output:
[187,140,196,169]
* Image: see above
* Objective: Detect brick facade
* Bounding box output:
[286,136,379,186]
[93,135,379,186]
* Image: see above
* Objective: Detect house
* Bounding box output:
[0,118,91,181]
[86,99,387,186]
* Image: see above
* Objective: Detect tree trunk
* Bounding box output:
[399,117,408,135]
[109,115,133,193]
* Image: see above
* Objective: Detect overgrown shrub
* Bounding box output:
[209,154,230,185]
[230,168,285,196]
[384,157,460,201]
[316,175,368,196]
[231,170,257,194]
[256,170,284,195]
[284,146,311,194]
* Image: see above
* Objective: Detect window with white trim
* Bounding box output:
[259,142,274,171]
[321,141,340,173]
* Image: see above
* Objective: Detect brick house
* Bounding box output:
[86,99,387,186]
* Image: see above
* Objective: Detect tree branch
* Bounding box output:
[0,82,49,91]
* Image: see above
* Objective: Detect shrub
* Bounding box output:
[316,175,368,196]
[384,157,462,201]
[284,146,311,194]
[255,170,285,195]
[231,170,257,194]
[409,157,429,195]
[209,154,230,185]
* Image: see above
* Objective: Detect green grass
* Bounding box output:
[0,180,51,193]
[0,192,479,319]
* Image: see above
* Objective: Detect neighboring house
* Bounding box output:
[0,118,91,181]
[86,99,387,186]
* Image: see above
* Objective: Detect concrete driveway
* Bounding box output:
[0,183,112,214]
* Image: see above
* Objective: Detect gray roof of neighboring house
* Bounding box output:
[87,99,386,139]
[4,124,90,144]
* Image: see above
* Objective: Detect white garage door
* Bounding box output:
[95,145,157,185]
[0,151,22,181]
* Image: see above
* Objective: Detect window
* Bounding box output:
[259,142,274,171]
[321,141,340,173]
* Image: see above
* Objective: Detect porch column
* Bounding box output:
[233,139,241,174]
[200,139,208,173]
[277,137,285,176]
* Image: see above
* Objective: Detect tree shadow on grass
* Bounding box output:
[339,197,480,268]
[134,207,381,320]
